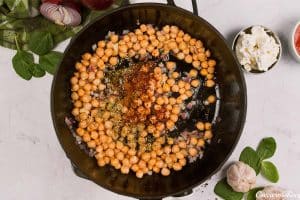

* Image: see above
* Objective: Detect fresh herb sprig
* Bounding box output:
[12,31,63,80]
[214,137,279,200]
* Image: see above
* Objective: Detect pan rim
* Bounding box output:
[51,2,247,199]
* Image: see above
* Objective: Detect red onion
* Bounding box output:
[40,0,81,26]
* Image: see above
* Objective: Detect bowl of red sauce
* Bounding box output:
[291,22,300,62]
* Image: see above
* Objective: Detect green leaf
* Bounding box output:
[28,31,54,55]
[239,147,261,174]
[3,0,40,18]
[32,64,46,78]
[39,51,63,75]
[12,50,34,80]
[256,137,276,160]
[214,178,244,200]
[246,187,264,200]
[261,161,279,183]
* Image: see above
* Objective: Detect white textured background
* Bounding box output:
[0,0,300,199]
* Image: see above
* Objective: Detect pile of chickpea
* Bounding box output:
[70,24,216,178]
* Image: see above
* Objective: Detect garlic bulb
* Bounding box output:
[256,186,287,200]
[226,161,256,193]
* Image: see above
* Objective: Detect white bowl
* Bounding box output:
[290,21,300,63]
[232,25,282,73]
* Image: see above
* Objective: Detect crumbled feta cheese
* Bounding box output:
[235,26,280,72]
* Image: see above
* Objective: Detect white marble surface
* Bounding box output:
[1,0,300,199]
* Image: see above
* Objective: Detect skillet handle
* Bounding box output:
[122,0,199,16]
[166,0,175,6]
[167,0,199,16]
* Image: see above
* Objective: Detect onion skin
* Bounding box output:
[40,0,82,26]
[80,0,113,10]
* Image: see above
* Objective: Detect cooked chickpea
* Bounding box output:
[200,61,208,69]
[90,131,99,139]
[170,114,178,122]
[121,166,130,174]
[172,145,180,153]
[205,50,211,57]
[167,78,175,86]
[130,156,139,164]
[177,80,185,88]
[208,59,216,67]
[189,69,198,78]
[166,40,175,49]
[166,120,175,130]
[135,170,143,178]
[106,148,115,157]
[196,122,205,131]
[183,34,191,42]
[166,62,176,71]
[197,139,205,147]
[161,168,170,176]
[176,151,185,160]
[188,147,198,157]
[178,88,185,95]
[179,158,187,166]
[172,106,180,114]
[122,158,130,167]
[206,74,214,80]
[171,85,179,92]
[178,42,187,50]
[156,97,164,105]
[185,90,193,97]
[97,158,106,167]
[87,140,96,148]
[72,108,79,116]
[139,48,147,56]
[204,130,213,139]
[171,72,180,79]
[82,53,92,60]
[173,163,182,171]
[156,122,165,132]
[184,83,191,90]
[82,133,91,142]
[207,67,215,74]
[184,55,193,63]
[71,92,79,101]
[207,95,216,103]
[177,52,185,60]
[206,79,215,87]
[205,122,212,130]
[191,79,200,87]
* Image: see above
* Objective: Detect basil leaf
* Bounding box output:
[39,51,63,75]
[261,161,279,183]
[257,137,276,160]
[246,187,264,200]
[239,147,261,174]
[32,64,46,78]
[214,178,244,200]
[28,31,54,55]
[12,50,34,80]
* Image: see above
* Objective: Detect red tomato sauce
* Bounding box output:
[295,25,300,55]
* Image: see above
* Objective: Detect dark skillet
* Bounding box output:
[51,0,247,199]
